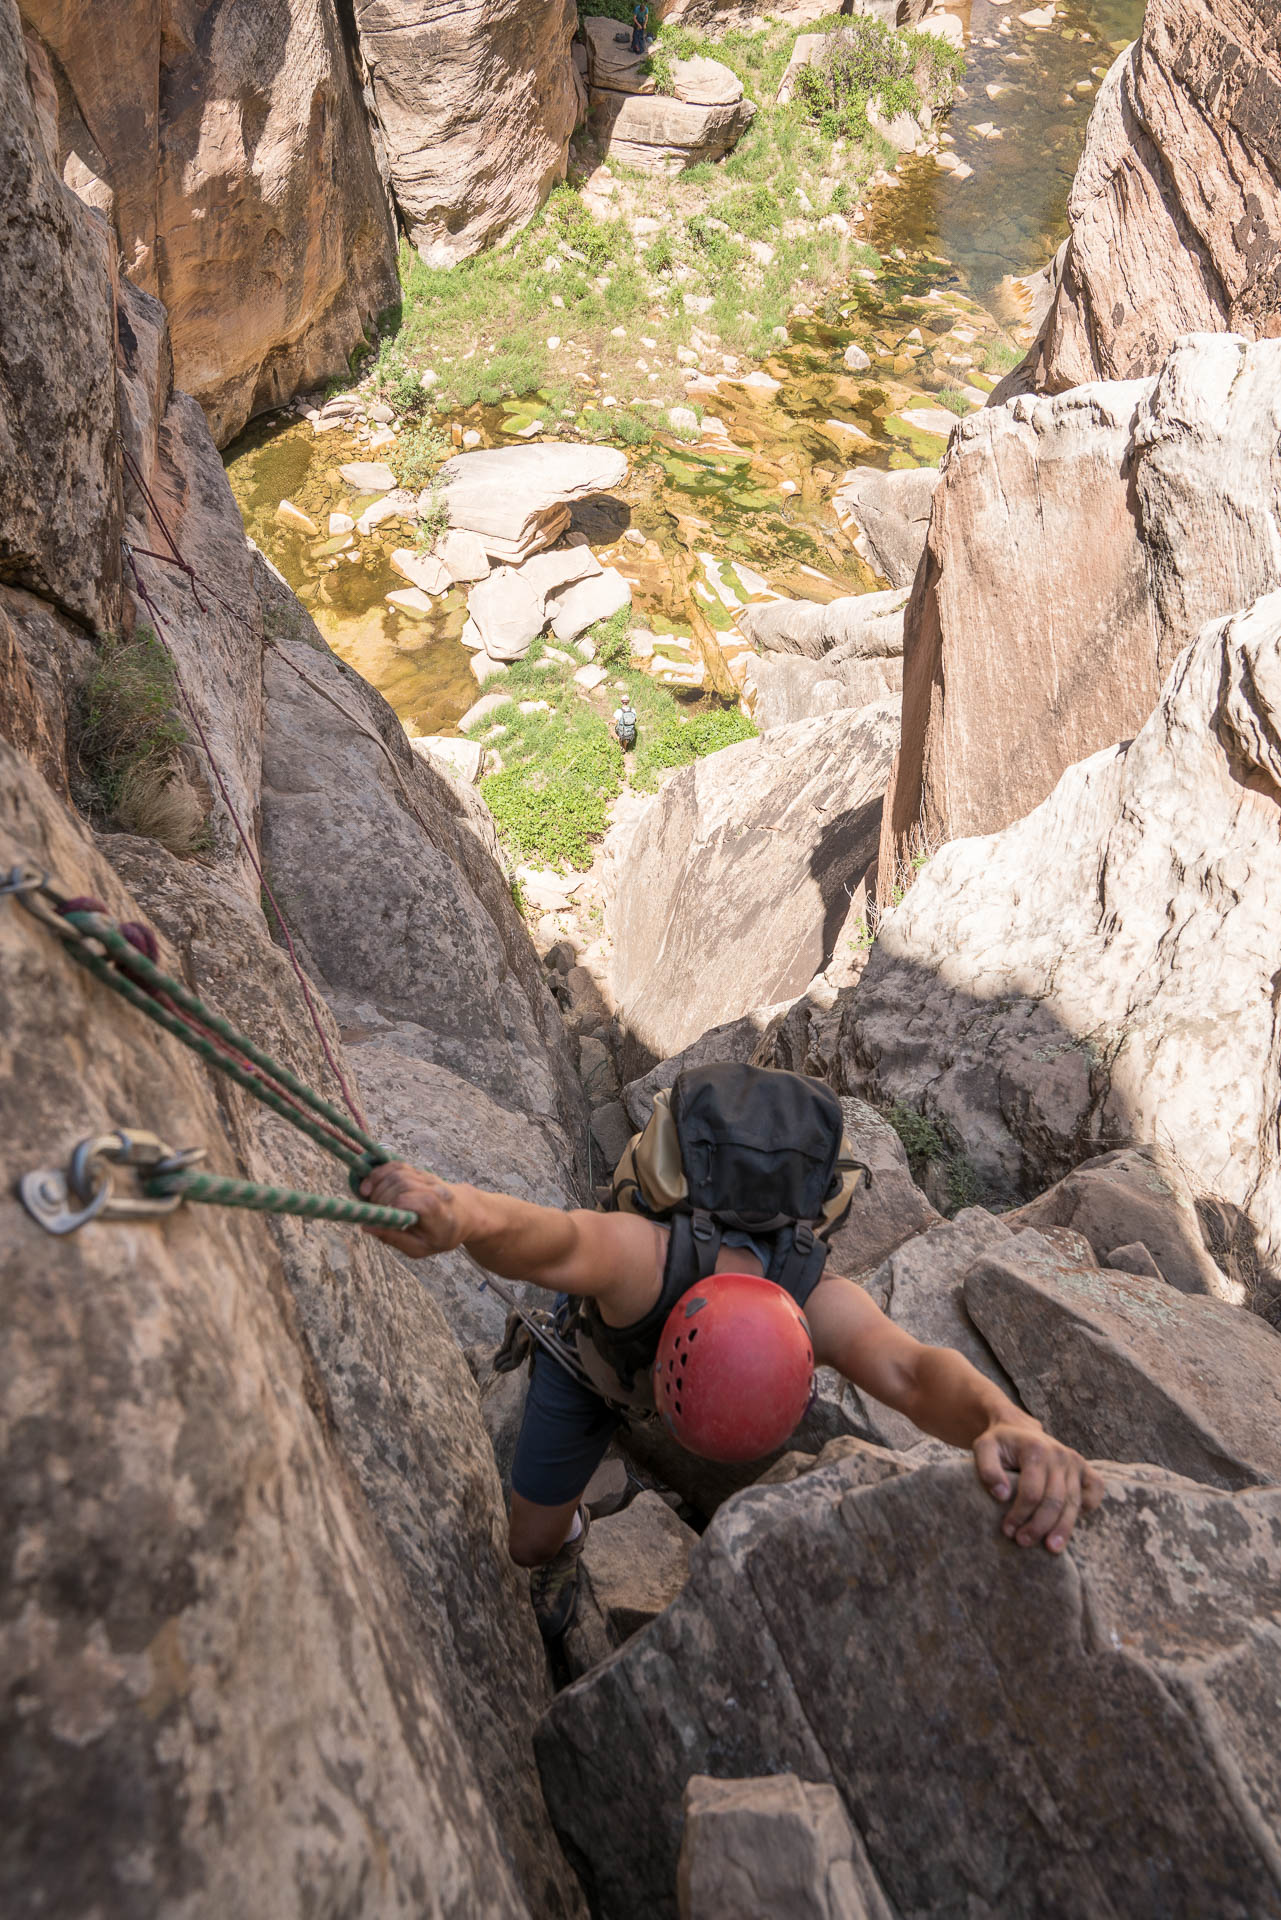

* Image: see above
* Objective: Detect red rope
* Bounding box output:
[119,503,368,1132]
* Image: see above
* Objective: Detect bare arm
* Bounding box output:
[805,1273,1105,1552]
[358,1162,662,1321]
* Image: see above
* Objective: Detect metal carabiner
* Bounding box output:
[19,1130,206,1235]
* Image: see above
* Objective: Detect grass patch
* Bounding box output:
[391,418,450,492]
[77,629,208,854]
[982,340,1023,374]
[632,705,756,789]
[935,387,973,416]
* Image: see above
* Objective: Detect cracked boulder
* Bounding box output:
[537,1453,1281,1919]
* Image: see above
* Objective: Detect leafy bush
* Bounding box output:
[633,704,756,788]
[885,1102,945,1176]
[794,17,962,140]
[935,388,972,415]
[480,703,623,870]
[392,419,449,492]
[77,629,207,852]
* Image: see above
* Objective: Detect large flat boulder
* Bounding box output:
[590,89,757,173]
[22,0,400,445]
[538,1455,1281,1919]
[581,14,656,92]
[440,442,629,564]
[352,0,579,268]
[606,700,898,1068]
[882,334,1281,862]
[965,1242,1281,1490]
[844,586,1281,1280]
[1028,0,1281,393]
[737,587,907,662]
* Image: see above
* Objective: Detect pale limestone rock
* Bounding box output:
[441,443,628,564]
[737,590,907,730]
[670,55,743,106]
[590,90,757,174]
[574,662,609,691]
[538,1454,1281,1918]
[410,735,486,784]
[549,567,632,642]
[338,459,397,492]
[458,691,510,732]
[275,499,318,536]
[386,586,435,618]
[848,588,1281,1278]
[467,567,547,661]
[832,465,940,587]
[438,528,491,583]
[391,546,451,594]
[843,342,872,372]
[516,545,602,598]
[883,335,1281,859]
[1028,0,1281,393]
[352,0,578,268]
[607,702,898,1068]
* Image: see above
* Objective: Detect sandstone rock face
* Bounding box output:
[0,740,579,1919]
[1028,0,1281,394]
[678,1775,895,1920]
[1006,1145,1231,1299]
[0,46,586,1907]
[590,89,757,174]
[607,701,898,1069]
[440,444,629,565]
[353,0,578,268]
[833,464,941,589]
[21,0,400,447]
[2,4,119,632]
[884,334,1281,859]
[964,1241,1281,1490]
[824,1097,942,1284]
[582,14,656,93]
[738,588,907,663]
[848,587,1281,1280]
[258,568,587,1346]
[537,1454,1281,1919]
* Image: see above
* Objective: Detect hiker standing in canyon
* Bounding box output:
[363,1064,1105,1637]
[631,0,650,56]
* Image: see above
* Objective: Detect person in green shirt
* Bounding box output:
[631,0,650,56]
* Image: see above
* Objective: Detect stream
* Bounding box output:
[225,0,1144,739]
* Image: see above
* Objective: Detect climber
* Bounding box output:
[360,1063,1106,1640]
[613,691,638,751]
[631,0,650,56]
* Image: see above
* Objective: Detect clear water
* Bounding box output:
[224,0,1144,734]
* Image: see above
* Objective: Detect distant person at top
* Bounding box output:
[632,0,650,56]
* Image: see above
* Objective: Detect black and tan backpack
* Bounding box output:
[575,1063,868,1401]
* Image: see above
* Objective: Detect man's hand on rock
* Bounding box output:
[972,1421,1105,1553]
[360,1160,463,1258]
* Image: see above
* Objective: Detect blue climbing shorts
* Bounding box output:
[510,1309,621,1508]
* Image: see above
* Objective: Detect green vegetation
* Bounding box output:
[794,17,963,141]
[363,12,945,418]
[390,418,449,491]
[981,340,1023,374]
[885,1100,985,1216]
[464,611,757,866]
[77,629,207,853]
[885,1103,946,1176]
[935,387,973,416]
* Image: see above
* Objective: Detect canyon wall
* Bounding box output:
[0,11,586,1909]
[1026,0,1281,393]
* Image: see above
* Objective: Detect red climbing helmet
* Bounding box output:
[652,1273,815,1463]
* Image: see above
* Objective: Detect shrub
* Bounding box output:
[935,388,972,415]
[392,419,449,492]
[794,17,961,140]
[633,704,756,788]
[612,409,652,446]
[982,340,1022,374]
[885,1102,945,1175]
[480,707,622,870]
[77,629,207,853]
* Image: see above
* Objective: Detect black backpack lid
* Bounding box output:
[670,1062,844,1228]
